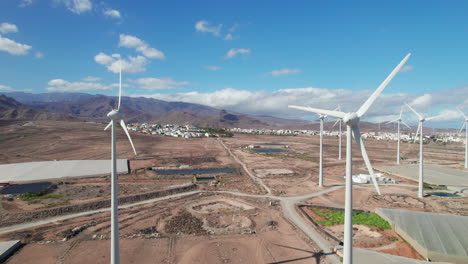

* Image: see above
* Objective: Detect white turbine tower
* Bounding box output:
[332,106,343,160]
[386,106,411,164]
[318,114,326,187]
[457,108,468,168]
[289,53,411,264]
[405,103,442,198]
[104,56,138,264]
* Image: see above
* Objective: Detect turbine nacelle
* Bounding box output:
[343,112,359,126]
[107,109,123,120]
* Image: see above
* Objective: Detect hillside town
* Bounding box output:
[127,123,466,144]
[128,123,233,138]
[228,127,466,143]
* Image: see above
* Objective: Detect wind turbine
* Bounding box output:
[332,106,343,160]
[318,114,326,187]
[405,103,442,198]
[289,53,411,264]
[104,56,138,264]
[386,106,411,164]
[457,108,468,168]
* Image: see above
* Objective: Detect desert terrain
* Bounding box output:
[0,120,467,263]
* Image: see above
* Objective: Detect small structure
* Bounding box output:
[193,176,218,184]
[0,240,22,263]
[376,208,468,264]
[0,160,128,182]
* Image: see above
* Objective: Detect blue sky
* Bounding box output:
[0,0,467,127]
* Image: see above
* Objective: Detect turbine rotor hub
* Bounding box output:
[343,112,359,126]
[107,109,123,120]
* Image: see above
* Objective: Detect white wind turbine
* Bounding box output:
[104,56,138,264]
[332,106,343,160]
[318,114,326,187]
[289,53,411,264]
[386,106,411,164]
[457,108,468,168]
[405,103,442,198]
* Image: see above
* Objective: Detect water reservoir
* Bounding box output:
[251,149,289,153]
[428,192,459,198]
[155,167,237,175]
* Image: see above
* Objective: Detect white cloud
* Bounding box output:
[94,52,148,74]
[55,0,92,14]
[205,65,221,71]
[136,86,468,125]
[0,85,14,91]
[103,9,121,19]
[195,20,222,36]
[46,78,114,92]
[130,77,189,91]
[268,68,301,76]
[0,23,18,34]
[0,84,32,92]
[410,94,432,109]
[0,35,32,55]
[225,48,251,59]
[229,24,238,32]
[435,109,462,121]
[18,0,33,7]
[118,34,165,59]
[35,51,44,59]
[82,76,101,82]
[224,34,233,40]
[400,65,414,72]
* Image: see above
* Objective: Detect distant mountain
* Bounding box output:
[3,92,311,128]
[0,94,76,121]
[3,92,452,132]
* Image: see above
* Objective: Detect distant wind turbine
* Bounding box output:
[406,103,443,198]
[386,106,411,164]
[104,56,138,264]
[289,53,411,264]
[458,108,468,168]
[332,106,343,160]
[318,114,325,187]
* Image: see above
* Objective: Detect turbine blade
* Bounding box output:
[118,59,122,110]
[288,105,346,119]
[356,53,411,117]
[332,118,340,128]
[104,121,112,131]
[401,120,411,129]
[351,126,381,195]
[457,108,468,119]
[399,106,404,119]
[414,122,422,143]
[405,103,423,119]
[120,119,137,155]
[459,121,466,134]
[425,115,442,121]
[386,118,399,124]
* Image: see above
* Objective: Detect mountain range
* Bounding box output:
[0,92,313,129]
[1,92,457,133]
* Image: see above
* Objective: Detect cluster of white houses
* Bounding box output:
[229,128,466,143]
[128,123,211,138]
